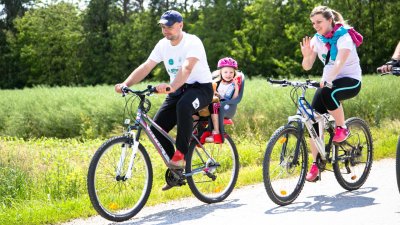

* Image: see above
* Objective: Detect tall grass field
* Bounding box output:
[0,75,399,225]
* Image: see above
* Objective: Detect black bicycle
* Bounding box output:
[87,85,239,222]
[263,79,373,206]
[378,65,400,194]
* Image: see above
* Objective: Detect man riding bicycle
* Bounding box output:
[115,10,213,191]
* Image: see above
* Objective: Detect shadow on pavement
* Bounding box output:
[113,198,245,225]
[265,186,378,214]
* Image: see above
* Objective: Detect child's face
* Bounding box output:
[220,67,235,81]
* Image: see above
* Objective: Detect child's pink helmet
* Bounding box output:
[217,57,238,69]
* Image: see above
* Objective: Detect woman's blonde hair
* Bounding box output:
[310,6,348,27]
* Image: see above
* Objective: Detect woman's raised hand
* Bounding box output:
[300,36,314,58]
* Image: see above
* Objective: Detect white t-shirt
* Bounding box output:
[148,32,212,84]
[217,82,234,100]
[311,32,362,82]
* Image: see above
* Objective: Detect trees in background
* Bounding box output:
[0,0,399,88]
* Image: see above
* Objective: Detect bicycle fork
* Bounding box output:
[116,132,140,181]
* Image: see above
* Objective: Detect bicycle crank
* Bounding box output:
[165,168,186,187]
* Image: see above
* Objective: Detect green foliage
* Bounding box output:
[187,0,248,70]
[0,85,124,139]
[2,0,400,88]
[12,3,83,87]
[0,76,399,140]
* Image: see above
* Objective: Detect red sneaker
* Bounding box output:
[213,133,222,144]
[200,131,212,144]
[306,163,319,182]
[333,126,350,143]
[168,150,186,169]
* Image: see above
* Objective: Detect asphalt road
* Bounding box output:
[62,159,400,225]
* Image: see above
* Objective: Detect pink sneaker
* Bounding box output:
[306,163,319,182]
[332,126,350,143]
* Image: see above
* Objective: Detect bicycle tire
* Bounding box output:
[396,136,400,194]
[333,117,373,191]
[263,125,308,206]
[186,133,239,203]
[87,136,153,222]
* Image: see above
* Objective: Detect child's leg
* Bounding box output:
[211,114,219,133]
[211,102,221,133]
[206,103,223,144]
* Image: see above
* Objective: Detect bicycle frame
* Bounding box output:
[118,89,217,179]
[280,81,336,165]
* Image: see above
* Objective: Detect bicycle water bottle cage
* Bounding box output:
[299,97,315,121]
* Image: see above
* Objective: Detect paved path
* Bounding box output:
[63,159,400,225]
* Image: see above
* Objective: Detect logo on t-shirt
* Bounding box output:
[168,59,174,65]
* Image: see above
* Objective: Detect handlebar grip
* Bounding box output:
[121,85,130,93]
[267,78,287,84]
[309,81,321,88]
[148,86,171,93]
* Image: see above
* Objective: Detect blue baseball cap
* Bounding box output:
[158,10,183,26]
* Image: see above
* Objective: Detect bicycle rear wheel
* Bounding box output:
[87,136,152,222]
[186,134,239,203]
[333,117,373,191]
[397,136,400,194]
[263,125,308,206]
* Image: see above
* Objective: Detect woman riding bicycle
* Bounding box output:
[300,5,363,182]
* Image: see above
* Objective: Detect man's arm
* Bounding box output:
[170,57,198,90]
[392,41,400,60]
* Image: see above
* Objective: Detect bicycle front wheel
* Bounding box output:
[333,117,373,191]
[263,125,308,206]
[87,136,152,222]
[186,134,239,203]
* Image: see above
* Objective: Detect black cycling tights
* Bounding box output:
[311,77,361,134]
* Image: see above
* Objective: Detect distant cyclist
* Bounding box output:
[300,5,363,182]
[377,41,400,73]
[115,10,213,190]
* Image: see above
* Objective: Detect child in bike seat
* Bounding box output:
[199,57,241,144]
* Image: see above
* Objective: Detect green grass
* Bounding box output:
[1,75,400,224]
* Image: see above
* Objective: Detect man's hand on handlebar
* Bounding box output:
[155,83,174,94]
[115,83,128,93]
[377,58,400,74]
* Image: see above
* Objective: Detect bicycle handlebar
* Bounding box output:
[121,85,171,96]
[377,67,400,76]
[267,78,320,88]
